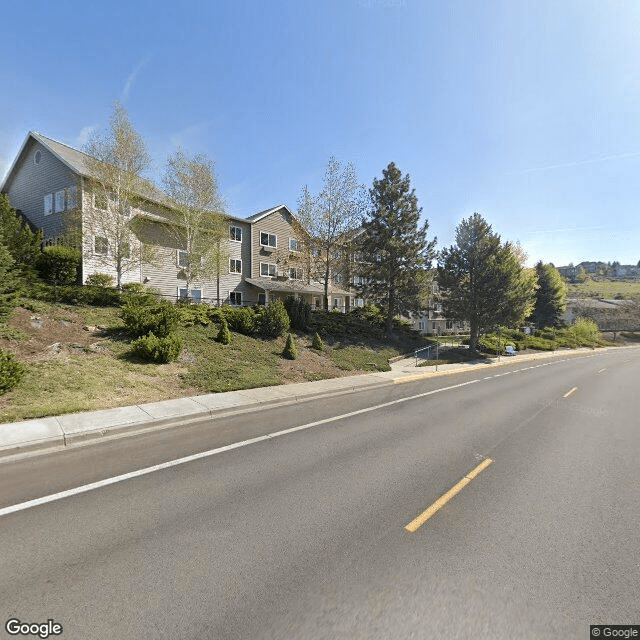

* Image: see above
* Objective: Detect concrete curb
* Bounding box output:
[1,345,634,461]
[0,373,392,461]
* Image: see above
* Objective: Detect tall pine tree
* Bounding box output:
[359,162,436,336]
[533,261,567,328]
[438,213,536,352]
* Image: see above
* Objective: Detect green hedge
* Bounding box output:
[130,332,183,363]
[121,300,181,338]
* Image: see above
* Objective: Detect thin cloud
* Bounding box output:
[121,55,152,102]
[524,225,607,236]
[511,151,640,174]
[168,121,214,149]
[76,125,96,147]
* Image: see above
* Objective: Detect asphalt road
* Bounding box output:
[1,348,639,639]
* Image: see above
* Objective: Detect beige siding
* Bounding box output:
[139,218,254,305]
[251,207,306,280]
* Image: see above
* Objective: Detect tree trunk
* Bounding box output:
[469,323,480,354]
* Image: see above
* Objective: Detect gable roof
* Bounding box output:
[1,131,287,226]
[244,204,296,223]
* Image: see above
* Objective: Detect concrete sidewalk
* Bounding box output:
[0,346,616,461]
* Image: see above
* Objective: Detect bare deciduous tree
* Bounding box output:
[81,101,157,289]
[296,157,366,310]
[162,149,228,304]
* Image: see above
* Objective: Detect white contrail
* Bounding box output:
[122,54,152,102]
[513,151,640,174]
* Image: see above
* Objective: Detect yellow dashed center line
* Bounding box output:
[405,458,493,533]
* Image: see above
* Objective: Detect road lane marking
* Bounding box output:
[597,368,607,373]
[563,386,578,398]
[0,379,481,519]
[405,458,493,533]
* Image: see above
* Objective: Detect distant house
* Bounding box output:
[0,132,355,309]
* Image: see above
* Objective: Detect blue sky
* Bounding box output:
[2,0,639,267]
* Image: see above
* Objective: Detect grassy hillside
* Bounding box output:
[566,278,640,300]
[0,293,428,423]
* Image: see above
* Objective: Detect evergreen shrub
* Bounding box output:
[284,296,311,331]
[259,300,290,338]
[0,348,26,394]
[130,332,182,363]
[221,305,257,334]
[216,318,232,344]
[121,300,180,338]
[36,246,81,286]
[282,333,298,360]
[85,273,114,288]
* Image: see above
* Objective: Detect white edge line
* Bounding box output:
[0,379,480,518]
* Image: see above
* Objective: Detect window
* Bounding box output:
[334,251,341,260]
[260,232,277,248]
[94,236,108,255]
[289,267,303,280]
[177,250,188,268]
[313,297,320,308]
[55,190,66,213]
[446,320,453,329]
[230,226,242,242]
[260,262,277,277]
[229,291,242,306]
[419,321,426,331]
[94,191,107,210]
[353,275,363,286]
[66,185,77,210]
[229,259,242,273]
[334,273,342,284]
[311,248,321,258]
[432,322,436,330]
[34,150,42,165]
[44,193,53,216]
[258,293,266,305]
[179,288,202,303]
[354,298,364,307]
[333,298,341,309]
[375,253,382,262]
[289,238,300,251]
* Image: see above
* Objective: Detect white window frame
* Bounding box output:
[229,258,242,274]
[44,193,53,216]
[260,232,277,248]
[179,288,202,303]
[229,291,242,306]
[289,237,300,252]
[230,226,242,242]
[177,250,188,268]
[289,267,303,280]
[334,273,342,284]
[55,189,66,213]
[354,298,364,308]
[260,262,277,277]
[333,298,341,309]
[94,236,108,255]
